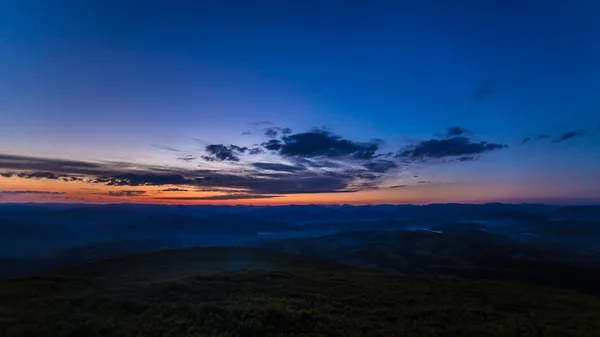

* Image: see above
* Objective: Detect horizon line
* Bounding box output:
[1,201,598,207]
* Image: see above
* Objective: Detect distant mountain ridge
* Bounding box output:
[1,203,599,295]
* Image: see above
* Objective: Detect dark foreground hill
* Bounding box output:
[257,229,600,295]
[1,247,600,337]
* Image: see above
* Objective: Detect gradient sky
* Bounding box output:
[1,0,599,204]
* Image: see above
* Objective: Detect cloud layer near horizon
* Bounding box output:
[0,125,519,198]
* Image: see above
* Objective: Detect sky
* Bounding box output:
[1,0,600,205]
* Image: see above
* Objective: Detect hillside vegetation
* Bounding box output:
[1,247,600,337]
[258,229,600,295]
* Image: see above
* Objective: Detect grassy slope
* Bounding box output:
[1,247,599,337]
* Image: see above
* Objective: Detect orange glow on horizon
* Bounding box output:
[1,176,598,205]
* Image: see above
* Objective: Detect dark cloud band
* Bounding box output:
[262,130,380,159]
[397,136,507,160]
[0,190,66,195]
[0,125,519,197]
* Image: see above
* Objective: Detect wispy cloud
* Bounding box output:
[472,78,496,101]
[264,128,278,138]
[362,160,397,173]
[456,156,478,162]
[0,126,514,197]
[248,121,273,126]
[520,129,591,145]
[160,188,189,192]
[444,126,471,138]
[156,194,279,200]
[264,127,293,138]
[177,155,196,162]
[107,190,147,197]
[0,154,101,174]
[149,143,184,153]
[0,171,66,179]
[552,130,586,143]
[252,162,306,172]
[519,137,532,145]
[0,190,66,195]
[519,134,549,146]
[0,153,358,194]
[92,173,192,186]
[397,137,507,160]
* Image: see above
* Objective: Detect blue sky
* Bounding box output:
[1,0,599,204]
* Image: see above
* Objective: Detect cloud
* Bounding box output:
[280,127,293,135]
[333,169,377,181]
[445,126,471,137]
[211,172,354,194]
[0,124,509,197]
[191,137,207,144]
[369,138,386,145]
[472,78,496,101]
[160,188,189,192]
[389,185,407,188]
[2,171,79,181]
[398,137,508,159]
[194,188,246,193]
[107,190,147,197]
[0,153,360,194]
[201,144,249,162]
[520,134,550,145]
[0,154,102,173]
[262,139,283,151]
[294,158,341,169]
[149,144,184,153]
[17,171,63,179]
[241,131,252,135]
[456,156,478,162]
[248,148,264,155]
[264,127,293,138]
[92,173,192,186]
[552,130,586,143]
[362,160,397,173]
[177,155,196,162]
[0,171,80,180]
[519,137,531,145]
[262,130,380,159]
[231,145,250,152]
[0,190,66,195]
[156,194,279,201]
[264,128,279,138]
[248,121,273,126]
[194,171,356,194]
[418,181,432,184]
[252,162,306,172]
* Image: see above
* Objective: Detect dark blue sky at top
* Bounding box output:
[0,0,599,203]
